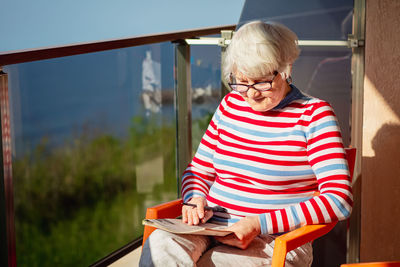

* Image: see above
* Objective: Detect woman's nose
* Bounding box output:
[246,87,261,98]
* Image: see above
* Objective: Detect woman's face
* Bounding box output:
[234,72,291,112]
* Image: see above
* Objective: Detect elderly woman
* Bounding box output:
[139,20,352,267]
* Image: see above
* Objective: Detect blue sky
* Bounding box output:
[0,0,245,53]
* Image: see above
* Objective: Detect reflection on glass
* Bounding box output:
[190,45,222,153]
[238,0,353,40]
[293,47,351,146]
[238,0,353,146]
[5,42,177,266]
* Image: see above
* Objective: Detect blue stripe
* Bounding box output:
[213,157,314,177]
[314,164,348,175]
[326,193,350,218]
[182,172,209,183]
[196,148,214,160]
[213,112,220,125]
[210,216,240,224]
[211,186,312,205]
[306,120,338,138]
[290,206,301,228]
[215,113,306,139]
[183,192,206,202]
[259,214,268,234]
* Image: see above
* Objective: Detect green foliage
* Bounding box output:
[192,111,214,154]
[12,111,210,266]
[13,115,177,266]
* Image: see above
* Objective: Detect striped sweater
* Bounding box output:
[181,85,353,235]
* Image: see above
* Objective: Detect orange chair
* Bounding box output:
[142,148,357,267]
[341,262,400,267]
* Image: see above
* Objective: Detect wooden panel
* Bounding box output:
[361,0,400,261]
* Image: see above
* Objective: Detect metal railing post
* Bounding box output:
[0,67,16,267]
[348,0,366,263]
[174,42,192,198]
[219,30,234,99]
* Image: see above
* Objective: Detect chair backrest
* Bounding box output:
[345,147,357,182]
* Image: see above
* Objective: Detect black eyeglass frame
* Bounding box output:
[228,71,279,93]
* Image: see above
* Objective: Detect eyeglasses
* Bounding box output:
[228,71,279,93]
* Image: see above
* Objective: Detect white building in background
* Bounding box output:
[142,50,161,115]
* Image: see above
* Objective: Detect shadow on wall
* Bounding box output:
[361,123,400,259]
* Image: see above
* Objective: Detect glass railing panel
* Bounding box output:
[238,0,353,40]
[292,46,352,146]
[190,45,222,153]
[4,42,176,266]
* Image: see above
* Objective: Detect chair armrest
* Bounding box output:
[341,262,400,267]
[272,222,337,267]
[142,198,182,246]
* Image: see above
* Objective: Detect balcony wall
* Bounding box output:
[361,0,400,261]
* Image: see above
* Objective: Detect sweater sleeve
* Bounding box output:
[258,101,353,234]
[181,96,226,202]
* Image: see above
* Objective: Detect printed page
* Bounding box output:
[143,218,232,236]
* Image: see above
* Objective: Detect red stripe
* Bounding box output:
[300,202,313,224]
[317,175,349,184]
[209,119,217,130]
[215,176,316,195]
[181,180,209,193]
[215,168,316,186]
[320,182,351,192]
[222,104,297,128]
[204,130,218,141]
[271,212,278,233]
[219,134,307,157]
[227,93,317,118]
[182,185,208,198]
[220,129,307,147]
[200,138,216,151]
[183,166,215,181]
[309,198,325,223]
[307,131,343,146]
[206,195,276,213]
[319,195,338,221]
[281,209,290,232]
[308,152,346,166]
[215,146,309,166]
[309,110,336,124]
[294,109,335,128]
[323,190,353,206]
[192,156,213,168]
[307,142,344,156]
[204,128,218,141]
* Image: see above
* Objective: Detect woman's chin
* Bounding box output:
[245,97,277,112]
[248,102,276,112]
[250,105,271,112]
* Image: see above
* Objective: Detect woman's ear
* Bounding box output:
[288,64,293,74]
[285,64,293,84]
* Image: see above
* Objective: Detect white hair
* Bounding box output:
[223,21,300,81]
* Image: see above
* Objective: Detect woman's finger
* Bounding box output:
[182,207,188,223]
[192,206,202,225]
[201,210,213,223]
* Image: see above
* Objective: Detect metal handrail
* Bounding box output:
[0,24,236,66]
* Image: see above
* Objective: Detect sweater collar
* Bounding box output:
[272,84,304,110]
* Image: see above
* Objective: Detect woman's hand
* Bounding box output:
[182,197,213,225]
[215,216,261,249]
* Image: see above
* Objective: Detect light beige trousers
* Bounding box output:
[139,229,313,267]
